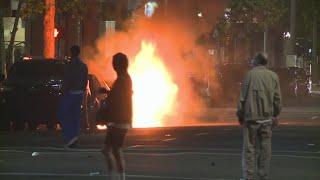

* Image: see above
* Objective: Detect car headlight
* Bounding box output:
[50,84,63,90]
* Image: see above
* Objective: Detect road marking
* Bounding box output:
[195,132,209,136]
[127,145,144,149]
[1,149,319,159]
[162,138,176,142]
[311,116,319,120]
[1,147,319,154]
[0,172,234,180]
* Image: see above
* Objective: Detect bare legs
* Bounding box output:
[102,144,126,180]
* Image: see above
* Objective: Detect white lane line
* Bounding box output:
[0,146,100,151]
[0,146,68,151]
[162,138,176,142]
[1,147,319,154]
[195,132,209,136]
[311,116,319,120]
[127,152,320,159]
[0,172,234,180]
[127,145,144,149]
[1,149,319,159]
[272,154,320,159]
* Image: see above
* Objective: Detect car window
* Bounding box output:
[8,62,64,80]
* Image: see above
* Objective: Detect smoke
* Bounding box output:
[84,1,227,126]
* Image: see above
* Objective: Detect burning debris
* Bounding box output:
[130,41,178,127]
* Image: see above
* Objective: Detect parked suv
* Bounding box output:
[0,59,106,131]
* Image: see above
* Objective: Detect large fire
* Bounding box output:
[129,41,178,128]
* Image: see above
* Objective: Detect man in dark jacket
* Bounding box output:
[57,45,88,148]
[237,53,281,180]
[102,53,132,180]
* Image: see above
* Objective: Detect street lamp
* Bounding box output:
[283,32,291,39]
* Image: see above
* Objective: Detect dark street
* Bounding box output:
[1,107,319,180]
[1,0,320,180]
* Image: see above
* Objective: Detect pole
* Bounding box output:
[263,26,268,54]
[288,0,296,55]
[0,8,6,77]
[311,12,319,85]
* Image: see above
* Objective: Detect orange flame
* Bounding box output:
[129,41,178,128]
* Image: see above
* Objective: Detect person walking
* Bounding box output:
[101,53,132,180]
[57,45,88,148]
[237,53,282,180]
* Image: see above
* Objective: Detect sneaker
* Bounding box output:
[65,136,78,149]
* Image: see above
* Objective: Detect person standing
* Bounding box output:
[101,53,132,180]
[237,53,281,180]
[57,45,88,148]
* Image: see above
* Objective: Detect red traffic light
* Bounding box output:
[54,27,63,38]
[54,28,59,38]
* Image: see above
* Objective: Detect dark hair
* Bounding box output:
[112,52,129,71]
[254,53,268,66]
[70,45,80,57]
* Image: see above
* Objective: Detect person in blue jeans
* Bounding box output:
[57,45,88,148]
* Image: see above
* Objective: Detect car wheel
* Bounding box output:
[88,99,99,132]
[47,121,56,130]
[0,119,11,131]
[27,120,38,131]
[88,110,97,132]
[12,120,25,131]
[0,107,11,131]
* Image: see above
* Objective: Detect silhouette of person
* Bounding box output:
[101,53,132,180]
[57,45,88,148]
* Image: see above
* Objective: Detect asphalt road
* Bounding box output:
[0,107,320,180]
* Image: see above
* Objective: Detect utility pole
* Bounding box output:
[283,0,296,68]
[288,0,296,55]
[263,26,268,54]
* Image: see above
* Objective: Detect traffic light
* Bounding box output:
[54,27,63,39]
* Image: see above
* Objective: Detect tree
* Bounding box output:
[5,0,23,72]
[43,0,55,59]
[216,0,287,60]
[0,8,5,76]
[298,0,320,83]
[8,0,86,60]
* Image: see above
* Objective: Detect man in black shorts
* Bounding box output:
[102,53,132,180]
